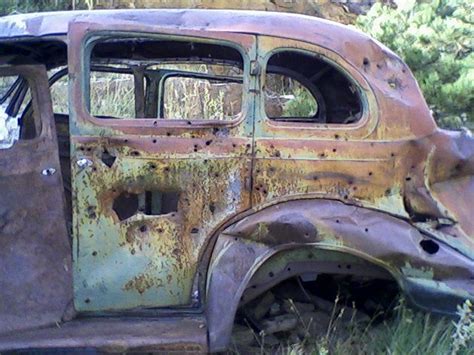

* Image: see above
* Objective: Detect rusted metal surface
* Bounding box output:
[0,316,207,353]
[0,65,73,334]
[207,200,474,351]
[0,9,473,353]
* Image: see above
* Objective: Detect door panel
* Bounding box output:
[0,65,72,333]
[253,36,406,216]
[68,22,256,311]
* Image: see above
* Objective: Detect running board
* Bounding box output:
[0,316,207,353]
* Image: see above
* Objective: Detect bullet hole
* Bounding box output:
[92,251,97,256]
[376,63,382,69]
[246,144,251,149]
[337,264,342,269]
[269,271,274,277]
[187,121,192,125]
[79,146,85,151]
[131,249,136,255]
[153,120,158,126]
[385,188,391,196]
[255,186,260,191]
[368,171,373,176]
[85,298,90,304]
[390,153,395,157]
[287,267,291,272]
[420,239,439,255]
[348,180,353,185]
[336,219,340,223]
[148,163,157,169]
[87,206,96,219]
[209,203,216,213]
[205,140,213,146]
[152,139,157,143]
[164,167,170,172]
[313,175,318,180]
[365,228,369,232]
[405,176,412,181]
[332,148,337,152]
[353,186,358,191]
[213,128,219,134]
[232,143,237,148]
[139,225,147,233]
[346,265,351,269]
[86,147,92,152]
[319,153,325,158]
[263,190,268,194]
[274,151,281,157]
[343,195,349,200]
[193,144,199,152]
[157,228,164,233]
[411,165,415,169]
[166,132,171,136]
[363,57,370,66]
[130,151,140,157]
[191,228,199,234]
[214,173,219,178]
[334,134,340,139]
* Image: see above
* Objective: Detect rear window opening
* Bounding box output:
[87,37,245,121]
[264,50,362,124]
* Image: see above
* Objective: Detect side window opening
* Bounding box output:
[264,51,362,124]
[87,37,245,121]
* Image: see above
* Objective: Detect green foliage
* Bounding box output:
[0,0,90,16]
[356,0,474,130]
[234,298,474,355]
[283,86,318,118]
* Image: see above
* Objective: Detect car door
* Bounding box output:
[67,21,257,312]
[252,36,405,214]
[0,65,72,333]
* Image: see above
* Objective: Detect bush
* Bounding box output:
[356,0,473,130]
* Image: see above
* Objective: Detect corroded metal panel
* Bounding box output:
[67,21,256,311]
[252,36,474,257]
[207,200,474,351]
[0,65,73,334]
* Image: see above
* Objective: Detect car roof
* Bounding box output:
[0,9,380,54]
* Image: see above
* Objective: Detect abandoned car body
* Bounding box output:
[0,9,473,352]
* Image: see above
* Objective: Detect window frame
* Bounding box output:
[258,44,376,136]
[76,30,251,130]
[158,70,244,120]
[0,66,48,147]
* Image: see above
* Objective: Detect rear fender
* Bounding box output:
[205,199,474,352]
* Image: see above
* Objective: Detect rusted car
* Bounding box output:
[0,9,473,353]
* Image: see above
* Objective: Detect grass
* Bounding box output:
[231,298,474,355]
